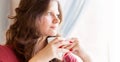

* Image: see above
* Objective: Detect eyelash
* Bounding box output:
[56,14,60,17]
[47,12,59,17]
[47,12,52,16]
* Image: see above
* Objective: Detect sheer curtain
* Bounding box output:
[59,0,85,37]
[60,0,120,62]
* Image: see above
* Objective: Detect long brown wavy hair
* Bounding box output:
[6,0,62,62]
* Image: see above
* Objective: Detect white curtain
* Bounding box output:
[59,0,85,37]
[60,0,120,62]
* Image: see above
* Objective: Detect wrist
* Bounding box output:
[76,48,91,62]
[29,49,54,62]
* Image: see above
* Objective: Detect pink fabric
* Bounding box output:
[62,52,77,62]
[0,45,20,62]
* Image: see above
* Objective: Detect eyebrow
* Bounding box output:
[47,10,59,15]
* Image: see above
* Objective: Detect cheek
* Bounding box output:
[39,19,51,34]
[41,19,51,29]
[42,16,52,25]
[35,19,48,33]
[36,16,57,36]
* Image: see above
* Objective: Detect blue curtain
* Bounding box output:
[60,0,86,37]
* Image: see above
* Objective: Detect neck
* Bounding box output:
[33,36,48,55]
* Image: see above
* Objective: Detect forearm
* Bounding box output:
[29,48,54,62]
[29,56,50,62]
[79,53,91,62]
[29,53,52,62]
[77,50,91,62]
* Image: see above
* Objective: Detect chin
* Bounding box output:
[48,32,57,36]
[49,33,57,36]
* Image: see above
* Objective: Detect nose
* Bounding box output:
[52,14,60,24]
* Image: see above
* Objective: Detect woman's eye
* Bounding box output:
[47,12,52,16]
[46,12,60,18]
[56,14,60,17]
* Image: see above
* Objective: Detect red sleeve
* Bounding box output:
[0,45,20,62]
[62,52,78,62]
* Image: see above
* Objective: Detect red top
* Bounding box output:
[63,52,77,62]
[0,45,78,62]
[0,45,20,62]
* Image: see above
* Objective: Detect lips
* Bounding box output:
[50,26,57,30]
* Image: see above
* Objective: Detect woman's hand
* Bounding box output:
[64,38,91,62]
[29,37,69,62]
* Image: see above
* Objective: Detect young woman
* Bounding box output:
[0,0,91,62]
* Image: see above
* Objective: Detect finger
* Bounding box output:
[63,41,76,51]
[57,40,72,48]
[70,37,79,43]
[48,37,65,44]
[57,41,72,49]
[64,38,80,51]
[48,37,69,48]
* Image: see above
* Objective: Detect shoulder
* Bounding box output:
[0,45,9,55]
[0,45,12,54]
[0,45,20,62]
[0,45,9,51]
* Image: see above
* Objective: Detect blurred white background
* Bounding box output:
[0,0,120,62]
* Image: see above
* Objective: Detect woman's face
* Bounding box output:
[36,1,60,36]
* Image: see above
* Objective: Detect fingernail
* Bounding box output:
[69,41,73,43]
[69,48,73,51]
[59,45,63,48]
[64,52,69,56]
